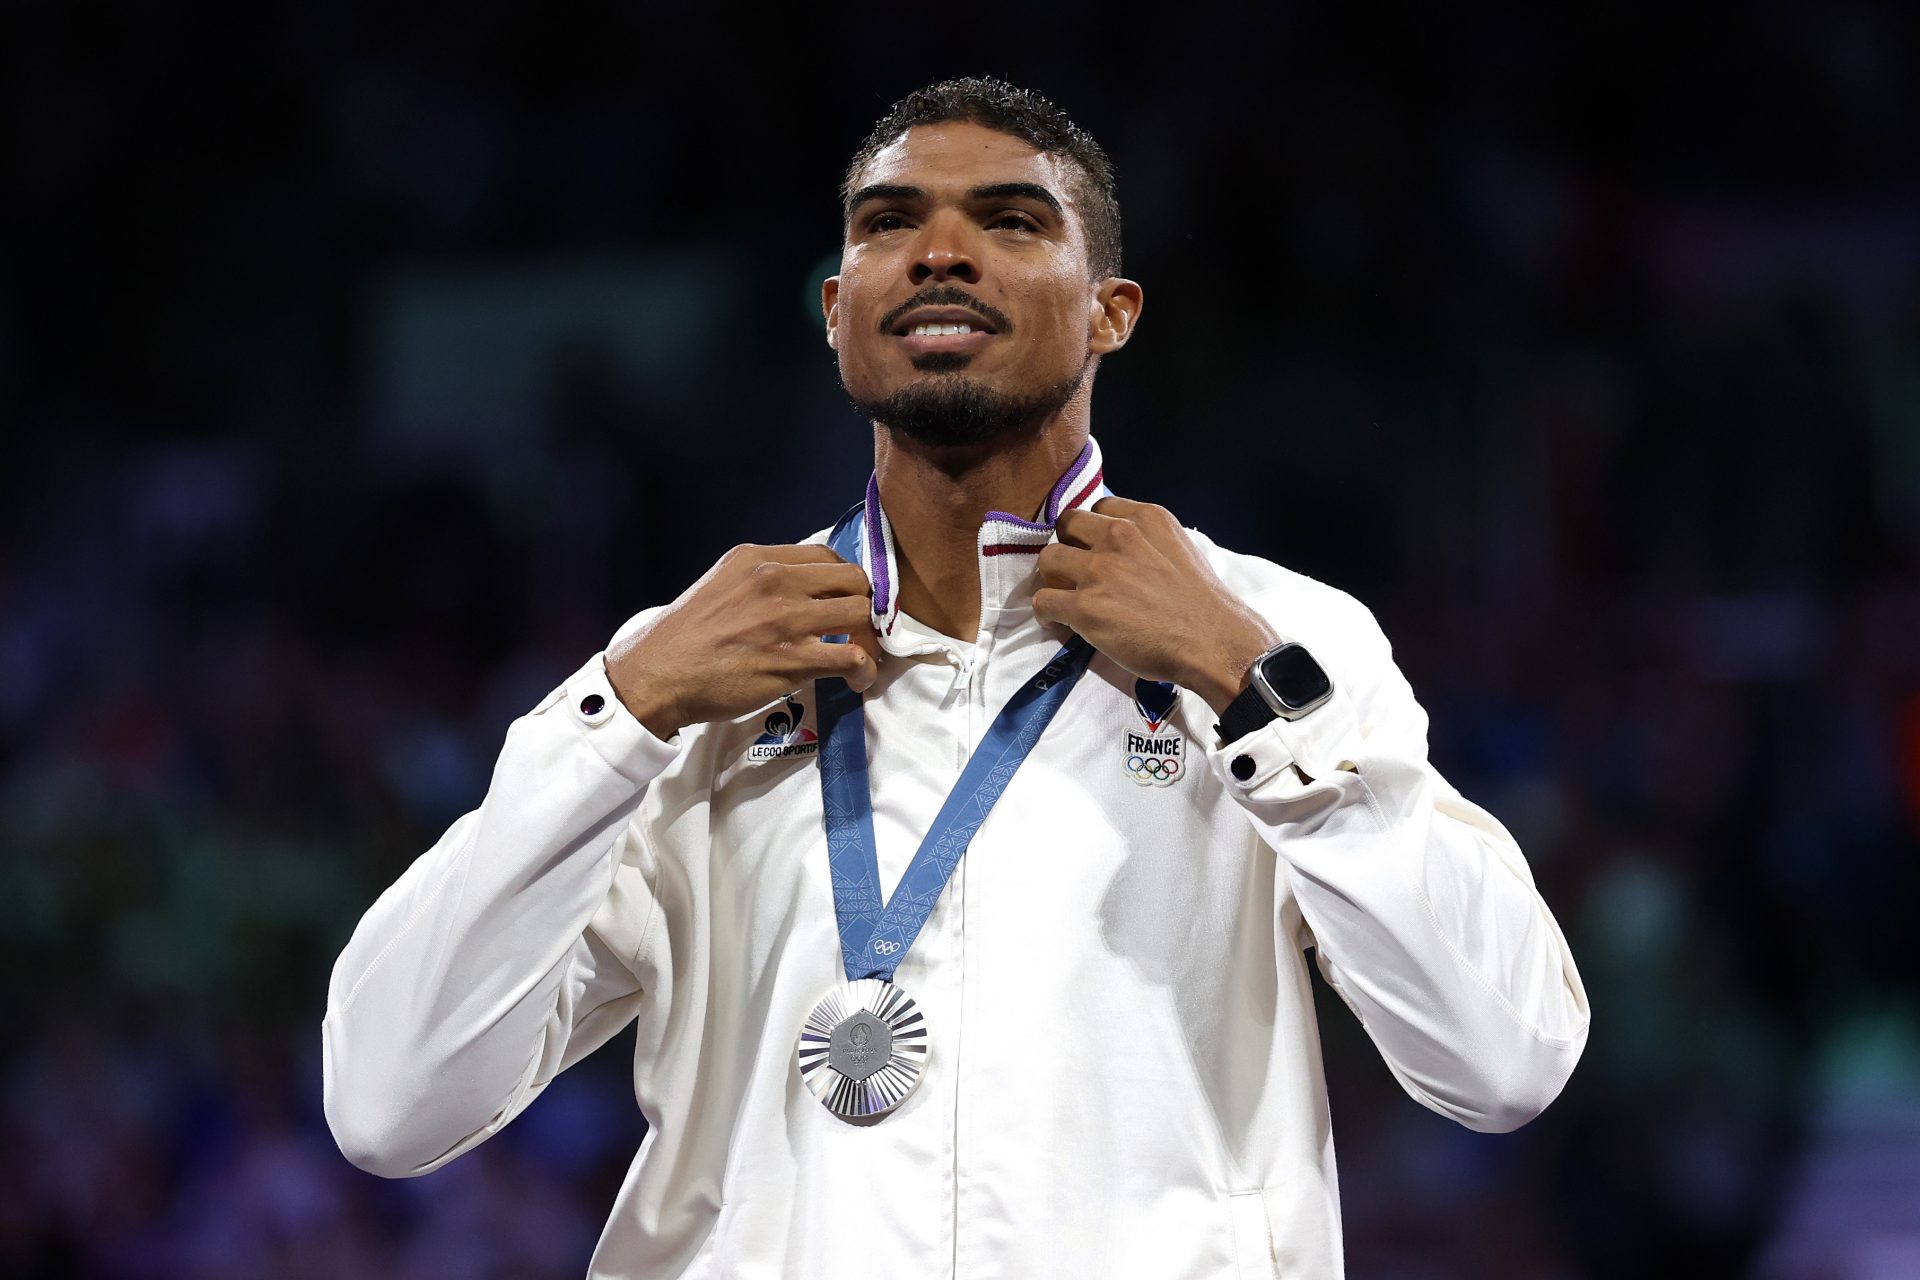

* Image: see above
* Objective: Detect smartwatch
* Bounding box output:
[1214,640,1334,745]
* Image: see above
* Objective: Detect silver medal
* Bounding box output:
[796,978,929,1121]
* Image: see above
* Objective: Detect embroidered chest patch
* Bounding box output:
[747,695,820,761]
[1123,679,1185,786]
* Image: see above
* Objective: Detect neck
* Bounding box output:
[873,419,1090,641]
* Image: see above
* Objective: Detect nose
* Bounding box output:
[908,214,980,285]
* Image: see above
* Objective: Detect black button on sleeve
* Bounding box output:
[1230,754,1256,781]
[579,693,606,716]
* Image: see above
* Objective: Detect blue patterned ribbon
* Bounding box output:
[817,505,1095,983]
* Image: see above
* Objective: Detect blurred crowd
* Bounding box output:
[4,3,1918,1277]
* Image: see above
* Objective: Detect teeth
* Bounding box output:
[910,322,974,337]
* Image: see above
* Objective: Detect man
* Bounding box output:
[323,78,1589,1279]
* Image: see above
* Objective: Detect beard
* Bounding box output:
[845,357,1091,450]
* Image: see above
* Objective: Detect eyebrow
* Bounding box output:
[847,183,923,212]
[967,182,1063,218]
[845,181,1065,219]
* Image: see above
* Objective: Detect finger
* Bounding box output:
[1030,586,1087,632]
[724,542,850,571]
[747,559,870,603]
[1035,542,1096,589]
[1053,507,1127,550]
[778,561,874,600]
[790,638,879,692]
[768,543,861,565]
[788,594,875,637]
[1091,497,1187,557]
[1089,495,1163,521]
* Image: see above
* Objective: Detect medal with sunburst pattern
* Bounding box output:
[796,979,929,1120]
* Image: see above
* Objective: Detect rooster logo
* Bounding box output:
[747,695,820,760]
[755,696,816,745]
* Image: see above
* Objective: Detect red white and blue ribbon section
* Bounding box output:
[816,498,1097,984]
[858,435,1106,637]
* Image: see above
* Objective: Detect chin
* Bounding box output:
[844,348,1090,450]
[907,352,976,374]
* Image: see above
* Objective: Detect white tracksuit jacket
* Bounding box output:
[322,438,1589,1278]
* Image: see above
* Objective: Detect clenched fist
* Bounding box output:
[607,544,880,742]
[1032,497,1279,715]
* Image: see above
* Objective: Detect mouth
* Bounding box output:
[890,306,999,359]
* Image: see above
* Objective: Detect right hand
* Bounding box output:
[606,544,881,742]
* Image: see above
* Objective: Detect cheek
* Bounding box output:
[1015,294,1090,368]
[833,312,889,393]
[1016,270,1091,339]
[831,286,882,366]
[840,252,896,316]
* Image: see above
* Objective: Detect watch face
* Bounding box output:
[1261,643,1332,711]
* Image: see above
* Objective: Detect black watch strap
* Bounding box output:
[1215,641,1335,746]
[1215,681,1278,745]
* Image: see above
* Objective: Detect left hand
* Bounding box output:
[1033,497,1281,715]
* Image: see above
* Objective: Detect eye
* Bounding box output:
[868,212,909,233]
[989,211,1039,231]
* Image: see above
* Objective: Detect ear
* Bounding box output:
[822,276,841,350]
[1088,278,1143,355]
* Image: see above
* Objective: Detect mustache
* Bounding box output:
[877,286,1013,335]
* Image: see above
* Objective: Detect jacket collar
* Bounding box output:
[854,435,1108,655]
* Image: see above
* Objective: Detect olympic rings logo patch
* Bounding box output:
[1124,754,1182,787]
[870,939,903,956]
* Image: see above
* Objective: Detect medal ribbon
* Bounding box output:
[816,503,1097,983]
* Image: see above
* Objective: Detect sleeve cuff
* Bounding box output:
[533,650,684,785]
[1205,683,1366,795]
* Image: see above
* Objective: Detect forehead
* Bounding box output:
[853,121,1078,212]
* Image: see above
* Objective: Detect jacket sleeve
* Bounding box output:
[1205,591,1589,1133]
[322,612,681,1177]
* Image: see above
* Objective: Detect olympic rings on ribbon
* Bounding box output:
[870,939,903,956]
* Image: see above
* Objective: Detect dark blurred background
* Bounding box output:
[4,2,1919,1277]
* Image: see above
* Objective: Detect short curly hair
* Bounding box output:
[841,77,1122,280]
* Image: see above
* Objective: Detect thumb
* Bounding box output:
[846,625,883,692]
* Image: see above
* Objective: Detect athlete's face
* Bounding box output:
[823,121,1139,437]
